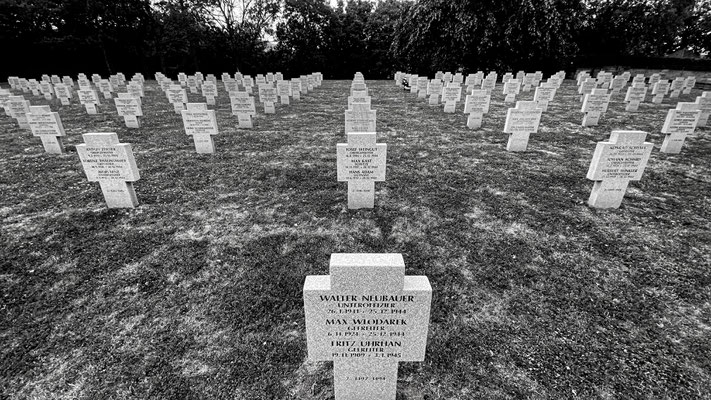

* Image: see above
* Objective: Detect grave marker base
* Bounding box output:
[193,134,215,154]
[44,94,53,100]
[206,96,215,105]
[237,114,253,128]
[652,95,663,104]
[625,101,640,112]
[60,98,70,106]
[334,360,398,400]
[173,103,185,113]
[697,112,709,127]
[418,91,427,99]
[348,180,375,209]
[280,96,289,105]
[264,102,275,114]
[103,92,112,99]
[682,88,691,94]
[660,134,685,154]
[40,135,64,154]
[444,102,456,113]
[124,116,140,129]
[428,94,439,105]
[670,91,680,98]
[293,92,300,100]
[85,104,97,114]
[504,94,516,103]
[588,180,629,208]
[100,181,138,208]
[506,132,530,152]
[583,112,601,126]
[467,112,483,129]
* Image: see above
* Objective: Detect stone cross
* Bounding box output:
[669,77,685,98]
[586,130,653,208]
[624,83,647,111]
[660,102,701,153]
[258,86,277,114]
[502,79,521,103]
[99,80,113,99]
[442,86,462,113]
[230,92,256,128]
[581,88,611,126]
[416,77,429,99]
[6,96,31,129]
[651,80,670,104]
[40,82,54,100]
[694,92,711,127]
[533,85,556,112]
[182,103,219,154]
[27,105,66,154]
[345,106,376,134]
[304,253,432,400]
[77,132,140,208]
[187,76,199,93]
[427,79,443,105]
[291,79,302,100]
[167,85,188,113]
[54,84,72,105]
[481,77,496,95]
[277,81,291,105]
[503,101,543,152]
[337,132,386,209]
[463,89,490,129]
[578,78,597,102]
[78,88,101,114]
[201,81,218,105]
[683,76,696,94]
[348,94,371,110]
[114,93,143,128]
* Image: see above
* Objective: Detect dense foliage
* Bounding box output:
[1,0,710,79]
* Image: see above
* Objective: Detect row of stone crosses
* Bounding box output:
[0,71,324,208]
[349,69,708,209]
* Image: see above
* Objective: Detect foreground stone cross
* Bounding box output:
[27,105,66,154]
[660,102,701,154]
[586,130,653,208]
[304,253,432,400]
[77,132,140,208]
[503,101,543,152]
[337,132,386,209]
[181,103,219,153]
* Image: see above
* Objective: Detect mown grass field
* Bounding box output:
[1,78,710,399]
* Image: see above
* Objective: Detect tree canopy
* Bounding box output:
[1,0,709,79]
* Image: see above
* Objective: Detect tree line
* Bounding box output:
[1,0,709,80]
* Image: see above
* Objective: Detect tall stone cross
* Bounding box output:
[660,102,701,154]
[27,105,66,154]
[181,103,219,154]
[586,130,653,208]
[503,101,543,152]
[77,132,140,208]
[337,132,386,209]
[304,253,432,400]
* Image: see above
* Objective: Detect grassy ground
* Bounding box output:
[1,79,709,399]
